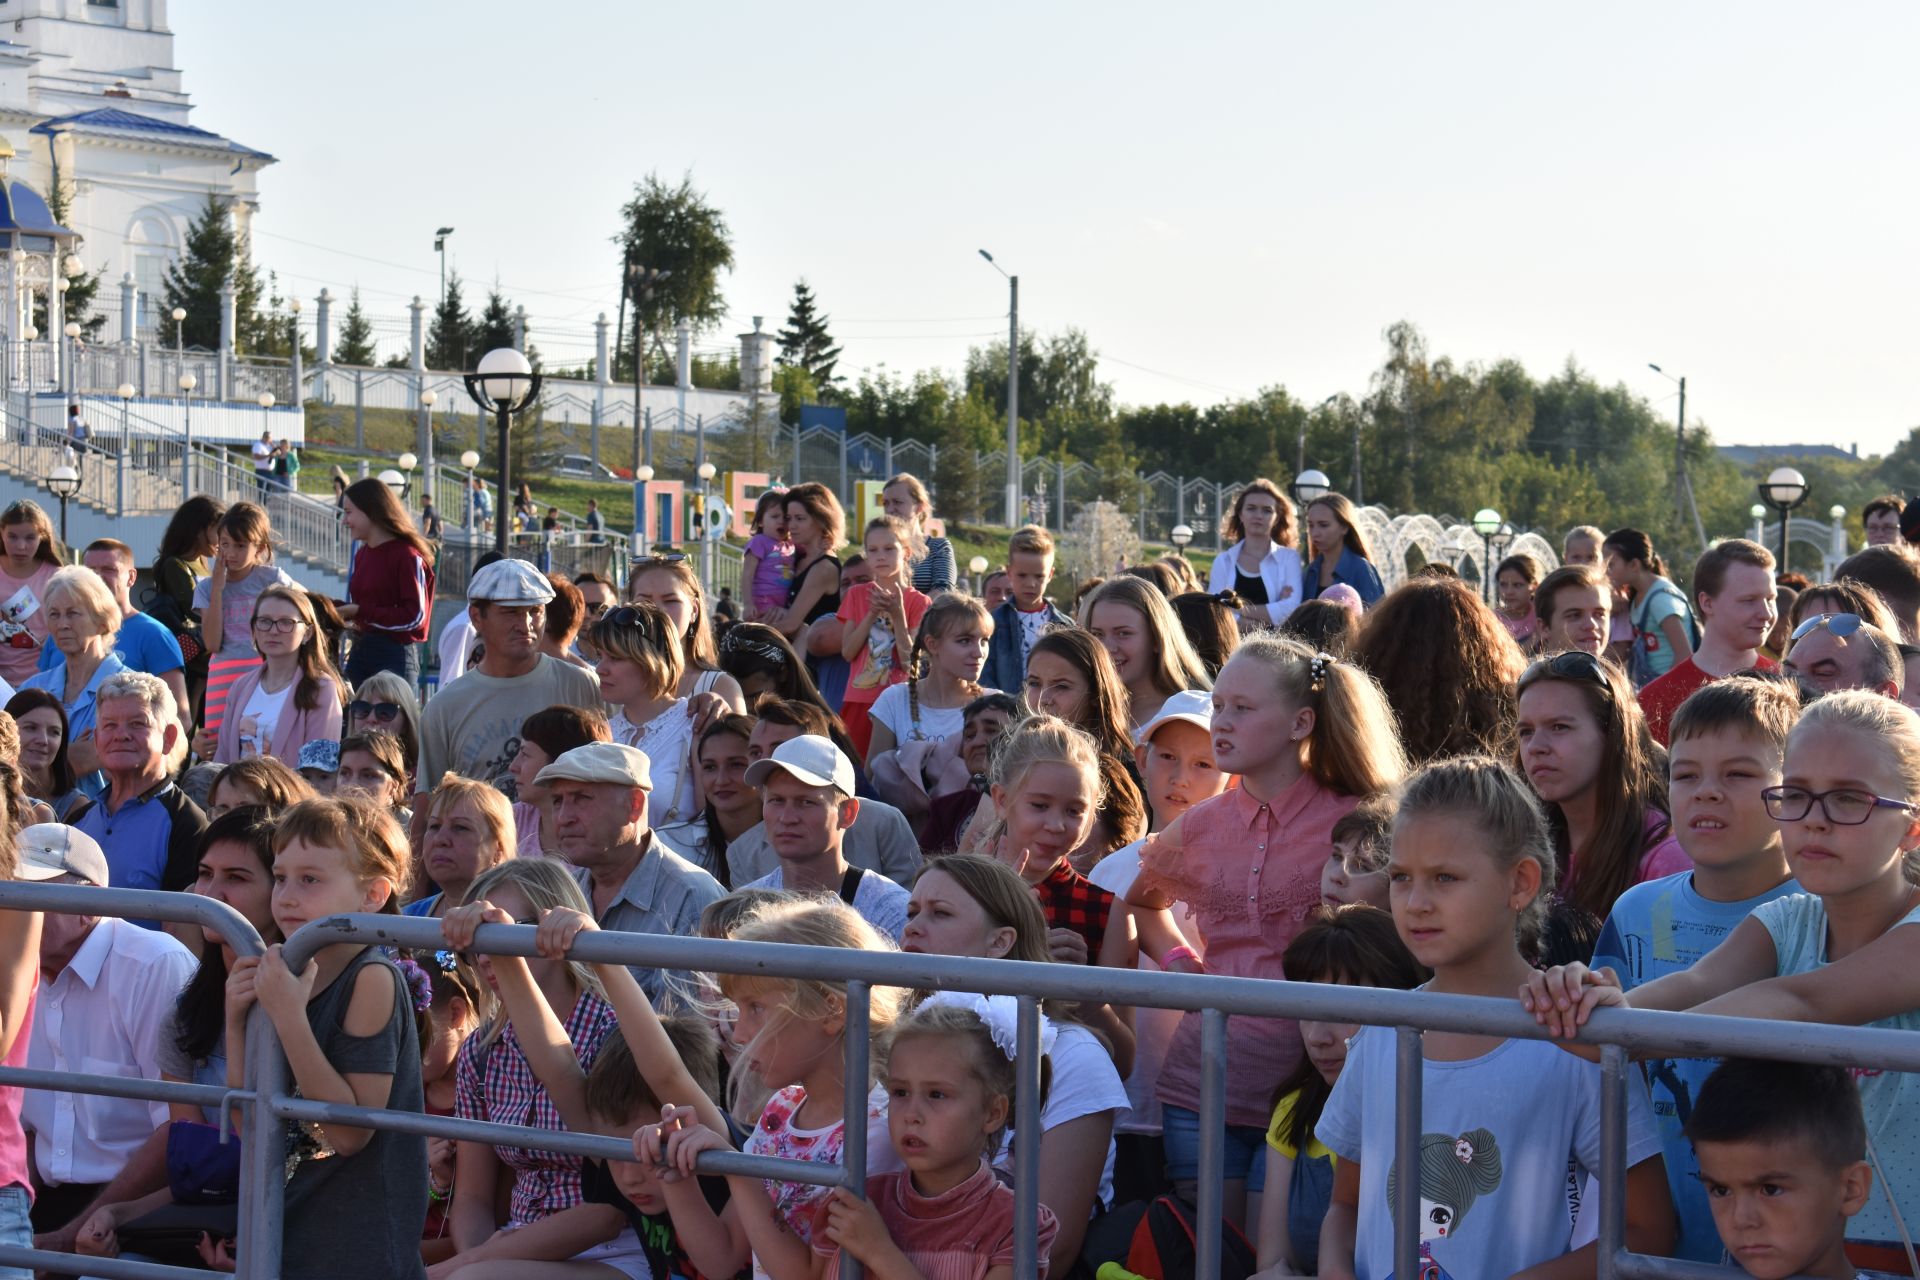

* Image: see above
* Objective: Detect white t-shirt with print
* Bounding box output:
[237,679,294,755]
[868,682,966,746]
[1316,1021,1660,1280]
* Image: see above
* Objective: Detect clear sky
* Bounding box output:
[176,2,1920,455]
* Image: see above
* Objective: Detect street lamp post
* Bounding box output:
[46,460,78,545]
[978,249,1019,528]
[115,381,134,464]
[171,306,185,356]
[1171,523,1194,558]
[1750,502,1767,544]
[1758,467,1809,575]
[1293,468,1331,551]
[1472,508,1504,603]
[696,460,717,591]
[968,554,989,596]
[434,227,455,307]
[62,320,79,397]
[463,348,541,556]
[460,448,481,532]
[178,371,195,499]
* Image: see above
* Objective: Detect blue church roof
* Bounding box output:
[0,181,73,238]
[30,108,273,162]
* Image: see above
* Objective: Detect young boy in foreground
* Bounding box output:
[1590,677,1802,1262]
[1688,1058,1888,1280]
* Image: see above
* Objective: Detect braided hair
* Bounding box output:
[905,593,992,741]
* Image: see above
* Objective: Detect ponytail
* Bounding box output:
[1226,633,1407,797]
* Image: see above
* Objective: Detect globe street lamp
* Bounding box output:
[420,387,438,472]
[398,451,418,501]
[1750,502,1767,543]
[1758,467,1809,575]
[46,460,78,544]
[62,320,79,396]
[463,348,541,555]
[1292,469,1331,507]
[170,306,186,355]
[459,448,482,532]
[634,463,655,556]
[1171,523,1195,555]
[696,459,718,589]
[968,554,989,595]
[1472,508,1504,603]
[115,381,134,463]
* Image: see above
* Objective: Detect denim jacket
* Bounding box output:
[1303,546,1385,607]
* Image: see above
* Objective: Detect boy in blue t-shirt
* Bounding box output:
[1592,676,1803,1263]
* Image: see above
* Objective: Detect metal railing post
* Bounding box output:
[1196,1007,1226,1278]
[1014,995,1042,1280]
[1393,1025,1424,1280]
[1600,1044,1628,1280]
[842,980,871,1280]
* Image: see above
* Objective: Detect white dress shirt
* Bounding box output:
[24,918,195,1185]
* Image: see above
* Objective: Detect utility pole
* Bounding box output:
[1651,364,1708,554]
[980,250,1019,528]
[434,227,454,307]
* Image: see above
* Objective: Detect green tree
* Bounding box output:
[162,193,241,350]
[613,172,736,380]
[932,393,996,523]
[471,286,516,357]
[332,286,376,367]
[426,270,474,371]
[776,279,844,392]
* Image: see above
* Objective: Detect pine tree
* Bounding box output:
[333,286,376,367]
[426,270,474,371]
[472,286,516,356]
[161,193,236,350]
[776,279,843,391]
[44,182,104,339]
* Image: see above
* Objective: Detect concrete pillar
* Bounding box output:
[408,296,425,373]
[674,320,691,436]
[592,312,608,467]
[513,305,526,353]
[118,273,134,346]
[314,289,333,368]
[217,280,234,400]
[738,315,775,394]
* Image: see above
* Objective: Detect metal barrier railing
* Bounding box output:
[3,887,1920,1278]
[0,883,265,1280]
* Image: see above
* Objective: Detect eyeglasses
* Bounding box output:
[1761,785,1918,825]
[348,700,404,723]
[1791,613,1865,643]
[1520,649,1610,688]
[252,616,305,634]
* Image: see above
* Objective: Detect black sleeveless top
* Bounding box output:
[792,553,842,623]
[1234,567,1269,607]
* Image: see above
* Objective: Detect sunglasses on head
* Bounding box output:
[1790,612,1865,643]
[720,628,789,665]
[348,700,404,723]
[635,552,688,566]
[1522,649,1610,687]
[603,606,669,636]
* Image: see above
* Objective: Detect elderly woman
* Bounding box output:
[21,565,127,780]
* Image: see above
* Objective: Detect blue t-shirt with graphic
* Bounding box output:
[1593,871,1800,1263]
[1317,1018,1661,1280]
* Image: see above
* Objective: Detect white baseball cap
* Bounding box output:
[744,734,856,797]
[468,558,556,607]
[1134,688,1214,746]
[17,823,109,887]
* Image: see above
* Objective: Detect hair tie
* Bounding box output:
[1308,651,1336,694]
[1213,590,1238,608]
[394,956,434,1018]
[921,991,1057,1061]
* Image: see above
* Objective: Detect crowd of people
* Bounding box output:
[0,470,1909,1280]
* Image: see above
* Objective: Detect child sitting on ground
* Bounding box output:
[1686,1058,1890,1280]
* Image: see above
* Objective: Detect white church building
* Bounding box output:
[0,0,271,338]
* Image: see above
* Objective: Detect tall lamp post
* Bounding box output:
[463,348,541,556]
[434,227,455,307]
[696,460,717,590]
[459,448,481,532]
[1472,508,1504,603]
[1750,503,1767,544]
[978,249,1019,528]
[115,381,134,461]
[177,371,195,498]
[170,306,185,355]
[633,463,655,557]
[46,460,78,546]
[1758,467,1808,576]
[62,320,79,396]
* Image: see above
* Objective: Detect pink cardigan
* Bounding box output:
[212,667,344,765]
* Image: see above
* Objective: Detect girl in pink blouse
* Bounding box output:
[1125,633,1407,1228]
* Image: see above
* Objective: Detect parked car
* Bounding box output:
[541,453,620,480]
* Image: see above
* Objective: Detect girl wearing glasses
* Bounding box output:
[1526,691,1920,1274]
[1515,649,1687,921]
[198,586,344,765]
[347,671,423,776]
